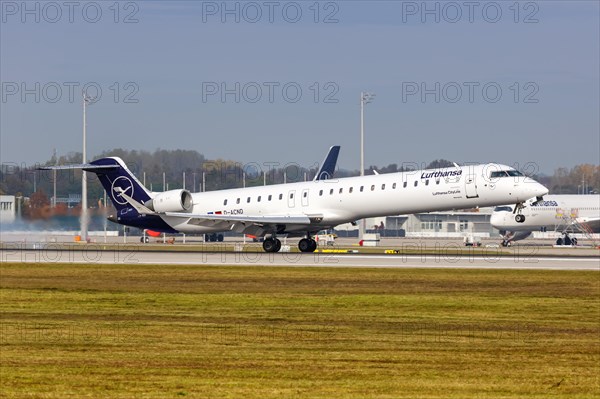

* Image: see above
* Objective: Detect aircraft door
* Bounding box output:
[288,190,296,208]
[465,174,479,198]
[301,189,309,207]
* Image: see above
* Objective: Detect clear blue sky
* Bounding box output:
[1,1,598,174]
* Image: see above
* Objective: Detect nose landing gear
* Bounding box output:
[513,202,527,223]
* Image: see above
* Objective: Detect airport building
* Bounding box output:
[335,208,497,238]
[398,208,496,238]
[0,195,16,224]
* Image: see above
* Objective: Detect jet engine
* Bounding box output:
[145,189,193,213]
[500,230,532,246]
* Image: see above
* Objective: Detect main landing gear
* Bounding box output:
[298,237,317,253]
[262,237,282,253]
[261,235,318,253]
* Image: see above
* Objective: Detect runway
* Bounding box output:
[1,248,598,271]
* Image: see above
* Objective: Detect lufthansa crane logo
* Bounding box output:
[110,176,134,205]
[319,171,331,180]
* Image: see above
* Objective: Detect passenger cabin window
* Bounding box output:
[330,189,334,195]
[268,195,272,201]
[223,199,228,206]
[403,182,407,188]
[414,181,418,187]
[339,188,343,194]
[236,198,240,204]
[392,183,396,189]
[257,196,261,202]
[371,185,375,191]
[360,186,364,192]
[279,194,283,200]
[247,197,251,203]
[349,187,353,193]
[490,170,524,178]
[319,190,323,196]
[289,193,294,199]
[303,192,307,198]
[425,180,429,186]
[381,184,385,190]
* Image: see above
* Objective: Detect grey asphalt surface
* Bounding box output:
[1,248,598,271]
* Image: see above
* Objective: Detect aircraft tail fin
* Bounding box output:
[314,145,340,181]
[40,157,153,212]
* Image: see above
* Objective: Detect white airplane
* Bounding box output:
[42,147,548,252]
[490,194,600,246]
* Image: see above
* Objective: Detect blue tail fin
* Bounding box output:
[314,145,340,181]
[85,157,152,212]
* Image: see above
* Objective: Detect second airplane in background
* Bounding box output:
[491,194,600,246]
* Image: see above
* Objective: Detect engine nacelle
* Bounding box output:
[145,189,193,213]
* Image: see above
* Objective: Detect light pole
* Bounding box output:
[52,148,57,208]
[81,92,95,242]
[360,91,375,240]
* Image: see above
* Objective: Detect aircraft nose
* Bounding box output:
[518,177,548,200]
[530,181,549,198]
[490,213,502,228]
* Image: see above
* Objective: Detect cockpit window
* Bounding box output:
[493,206,513,212]
[490,170,524,178]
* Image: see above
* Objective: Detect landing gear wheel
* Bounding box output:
[298,238,317,253]
[262,238,281,253]
[515,214,526,223]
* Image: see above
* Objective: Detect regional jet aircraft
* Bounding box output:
[491,194,600,246]
[42,146,548,252]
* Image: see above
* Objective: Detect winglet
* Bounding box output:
[314,145,340,181]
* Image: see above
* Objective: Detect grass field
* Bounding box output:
[1,263,599,398]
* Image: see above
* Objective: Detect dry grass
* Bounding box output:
[1,263,599,398]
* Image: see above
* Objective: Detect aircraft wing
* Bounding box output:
[164,212,314,235]
[575,217,600,233]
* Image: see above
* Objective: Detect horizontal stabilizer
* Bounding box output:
[38,164,118,172]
